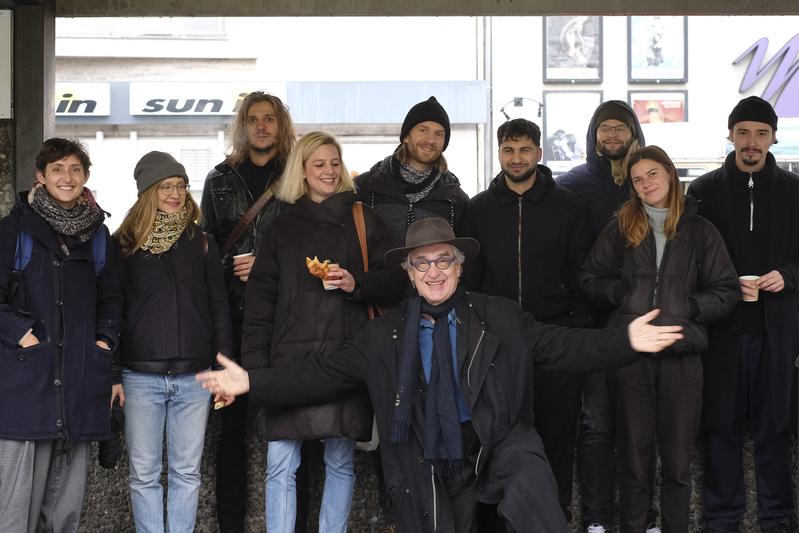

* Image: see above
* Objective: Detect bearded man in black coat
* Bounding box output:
[199,218,685,533]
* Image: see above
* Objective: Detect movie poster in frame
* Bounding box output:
[628,16,687,83]
[543,16,603,83]
[628,90,688,123]
[542,90,603,174]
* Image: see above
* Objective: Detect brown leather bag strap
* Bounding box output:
[221,186,275,256]
[352,201,369,272]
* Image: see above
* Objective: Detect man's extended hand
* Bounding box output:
[628,309,684,353]
[196,354,250,397]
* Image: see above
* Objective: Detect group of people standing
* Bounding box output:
[0,89,797,533]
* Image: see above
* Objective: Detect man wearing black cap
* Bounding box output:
[557,101,658,533]
[356,96,469,250]
[688,96,799,533]
[198,217,686,533]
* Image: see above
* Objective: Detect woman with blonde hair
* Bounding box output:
[115,151,232,533]
[579,145,739,533]
[242,131,403,533]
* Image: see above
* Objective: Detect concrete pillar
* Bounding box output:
[13,0,55,193]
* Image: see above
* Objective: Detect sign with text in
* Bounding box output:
[129,82,286,116]
[1,11,11,119]
[55,83,111,116]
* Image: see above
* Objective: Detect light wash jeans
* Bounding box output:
[122,369,210,533]
[266,437,356,533]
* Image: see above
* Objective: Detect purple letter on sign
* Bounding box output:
[734,35,799,117]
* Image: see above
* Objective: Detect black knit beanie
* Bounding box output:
[728,96,778,131]
[400,96,451,150]
[594,101,637,134]
[134,151,188,197]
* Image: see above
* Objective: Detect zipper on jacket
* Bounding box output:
[430,464,437,531]
[474,446,483,477]
[651,237,671,309]
[466,328,486,390]
[748,174,754,232]
[517,198,523,306]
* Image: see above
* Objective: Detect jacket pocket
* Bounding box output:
[0,341,56,437]
[76,344,113,438]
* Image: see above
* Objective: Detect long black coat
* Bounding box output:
[242,192,404,441]
[248,291,640,532]
[579,198,739,355]
[0,193,123,441]
[462,165,593,326]
[687,152,799,431]
[119,226,233,375]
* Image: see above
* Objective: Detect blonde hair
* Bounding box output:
[617,145,684,248]
[115,180,200,257]
[393,143,448,173]
[275,131,355,204]
[226,92,296,168]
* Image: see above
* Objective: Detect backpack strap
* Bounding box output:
[91,228,107,276]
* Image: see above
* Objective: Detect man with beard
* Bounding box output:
[201,91,296,533]
[462,119,592,524]
[687,96,799,533]
[356,96,469,250]
[558,101,660,533]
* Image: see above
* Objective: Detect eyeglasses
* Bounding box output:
[157,183,190,195]
[410,256,459,272]
[598,124,631,135]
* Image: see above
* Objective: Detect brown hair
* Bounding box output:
[226,92,296,168]
[115,181,201,257]
[35,137,92,174]
[617,145,684,248]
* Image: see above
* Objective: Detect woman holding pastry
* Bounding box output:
[241,131,403,533]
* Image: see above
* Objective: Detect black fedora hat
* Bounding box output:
[384,217,480,268]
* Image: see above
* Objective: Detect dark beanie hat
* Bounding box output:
[594,101,637,133]
[134,151,188,197]
[400,96,451,151]
[727,96,778,131]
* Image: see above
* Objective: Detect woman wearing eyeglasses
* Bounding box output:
[241,132,403,533]
[579,146,739,533]
[114,151,233,533]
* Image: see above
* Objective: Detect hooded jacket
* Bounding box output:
[557,100,646,242]
[462,164,593,326]
[0,193,123,441]
[355,155,470,249]
[579,196,739,356]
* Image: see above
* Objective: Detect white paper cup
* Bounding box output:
[233,252,254,261]
[322,263,339,290]
[739,275,759,302]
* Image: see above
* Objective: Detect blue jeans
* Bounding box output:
[266,437,356,533]
[122,369,210,533]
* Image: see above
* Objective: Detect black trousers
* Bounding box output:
[613,355,703,533]
[703,334,795,531]
[533,366,580,520]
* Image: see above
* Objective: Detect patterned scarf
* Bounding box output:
[142,207,189,255]
[392,156,443,204]
[28,184,104,256]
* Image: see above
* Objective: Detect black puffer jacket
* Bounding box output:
[579,198,740,355]
[462,164,593,326]
[355,155,470,249]
[120,226,233,375]
[242,192,405,441]
[200,159,286,321]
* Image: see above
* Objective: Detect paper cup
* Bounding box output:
[322,263,339,290]
[233,252,254,261]
[739,275,759,302]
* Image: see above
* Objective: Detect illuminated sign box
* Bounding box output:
[129,82,287,116]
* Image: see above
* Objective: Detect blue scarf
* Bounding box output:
[392,290,463,475]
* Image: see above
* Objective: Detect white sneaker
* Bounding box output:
[586,525,607,533]
[646,524,662,533]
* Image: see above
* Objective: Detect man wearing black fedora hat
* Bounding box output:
[688,96,799,533]
[197,217,685,533]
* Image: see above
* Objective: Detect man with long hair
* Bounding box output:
[200,91,295,533]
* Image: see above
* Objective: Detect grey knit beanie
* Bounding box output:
[134,151,188,196]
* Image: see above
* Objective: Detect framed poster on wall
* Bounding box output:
[628,90,688,123]
[543,16,603,83]
[628,16,687,83]
[542,90,603,174]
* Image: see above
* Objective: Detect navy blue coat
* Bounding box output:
[0,193,123,441]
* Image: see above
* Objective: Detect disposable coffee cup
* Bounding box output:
[322,263,340,290]
[739,275,759,302]
[233,252,254,262]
